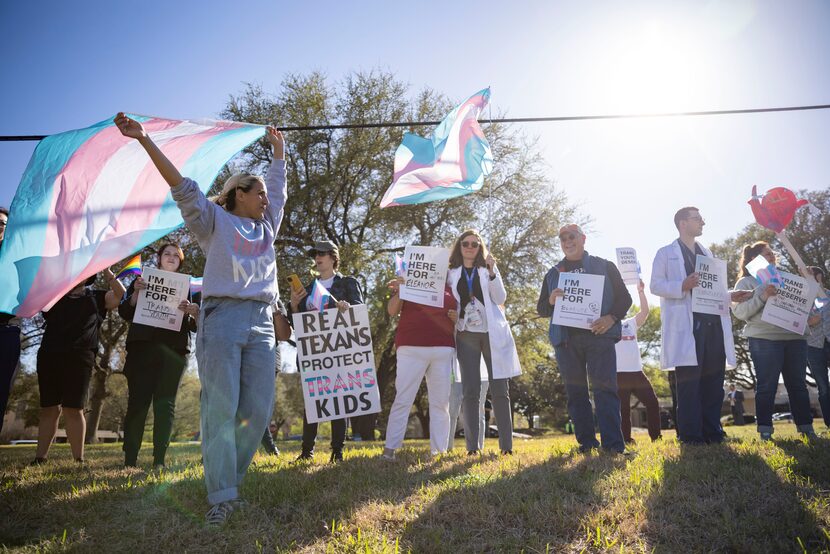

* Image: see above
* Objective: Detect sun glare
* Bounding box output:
[600,21,707,114]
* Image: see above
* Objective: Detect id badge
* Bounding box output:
[465,299,483,327]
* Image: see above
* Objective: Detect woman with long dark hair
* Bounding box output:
[447,229,521,455]
[119,243,199,468]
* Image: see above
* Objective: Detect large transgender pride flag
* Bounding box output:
[0,114,265,316]
[380,88,494,208]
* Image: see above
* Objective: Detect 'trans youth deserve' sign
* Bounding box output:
[551,272,605,330]
[761,270,818,334]
[691,255,730,317]
[399,245,450,308]
[615,247,640,285]
[133,267,190,331]
[293,304,381,423]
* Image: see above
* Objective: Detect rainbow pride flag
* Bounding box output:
[116,254,142,280]
[380,88,493,208]
[307,279,334,312]
[0,114,265,316]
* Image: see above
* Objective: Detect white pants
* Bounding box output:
[447,379,489,451]
[384,346,453,454]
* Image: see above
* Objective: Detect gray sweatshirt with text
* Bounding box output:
[171,159,286,304]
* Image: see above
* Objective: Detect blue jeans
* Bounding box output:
[749,337,813,435]
[554,332,624,452]
[674,317,726,444]
[807,340,830,427]
[197,298,276,505]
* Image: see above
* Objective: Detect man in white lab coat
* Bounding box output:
[650,207,751,444]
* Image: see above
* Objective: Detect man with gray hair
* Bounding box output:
[537,224,631,453]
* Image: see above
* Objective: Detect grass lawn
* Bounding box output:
[1,425,829,553]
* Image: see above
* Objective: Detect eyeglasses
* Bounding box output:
[559,233,578,242]
[685,215,705,223]
[461,241,480,249]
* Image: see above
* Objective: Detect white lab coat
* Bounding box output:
[650,240,736,370]
[448,266,522,379]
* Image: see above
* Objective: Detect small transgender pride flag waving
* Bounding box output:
[380,88,494,208]
[307,279,335,312]
[394,253,407,277]
[189,276,204,295]
[0,114,265,316]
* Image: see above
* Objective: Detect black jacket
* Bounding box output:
[118,280,198,354]
[293,273,364,315]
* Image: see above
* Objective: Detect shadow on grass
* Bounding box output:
[774,436,830,490]
[0,442,484,551]
[643,442,830,552]
[399,450,628,552]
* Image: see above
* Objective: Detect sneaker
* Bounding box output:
[500,450,513,456]
[467,449,480,456]
[330,451,344,463]
[381,448,396,461]
[229,498,249,511]
[293,451,313,464]
[759,432,773,442]
[205,501,237,526]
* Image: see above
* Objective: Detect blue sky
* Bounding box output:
[1,0,828,283]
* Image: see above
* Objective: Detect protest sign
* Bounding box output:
[691,255,730,317]
[399,245,450,307]
[551,272,605,330]
[615,247,640,285]
[293,304,381,423]
[133,267,190,331]
[762,269,818,334]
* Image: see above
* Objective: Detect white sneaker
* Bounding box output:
[381,448,396,461]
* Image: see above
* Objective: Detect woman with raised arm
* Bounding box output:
[615,279,662,443]
[382,276,458,460]
[115,114,287,526]
[118,243,199,469]
[33,270,124,464]
[447,230,521,455]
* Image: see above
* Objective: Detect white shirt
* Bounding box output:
[615,317,643,373]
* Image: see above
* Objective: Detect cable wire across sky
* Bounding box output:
[1,103,829,141]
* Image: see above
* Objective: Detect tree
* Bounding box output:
[220,69,580,437]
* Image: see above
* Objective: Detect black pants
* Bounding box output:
[674,317,726,444]
[122,342,186,466]
[301,414,346,454]
[0,324,21,435]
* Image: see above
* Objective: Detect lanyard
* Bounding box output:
[464,267,476,296]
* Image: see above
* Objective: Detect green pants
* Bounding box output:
[122,342,187,466]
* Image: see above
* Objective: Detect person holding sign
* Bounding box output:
[616,280,662,443]
[118,243,200,468]
[448,230,521,455]
[290,240,364,463]
[651,207,748,445]
[537,224,631,453]
[33,271,124,465]
[733,242,816,440]
[806,267,830,428]
[115,114,287,525]
[382,277,458,460]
